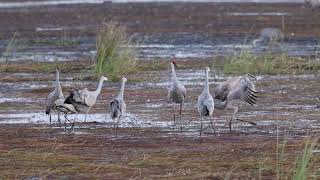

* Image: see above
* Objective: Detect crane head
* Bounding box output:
[56,67,60,71]
[205,67,210,72]
[101,76,108,81]
[122,76,127,82]
[171,54,178,68]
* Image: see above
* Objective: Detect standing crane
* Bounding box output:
[45,67,64,126]
[168,56,186,130]
[109,77,127,134]
[64,76,108,123]
[253,28,284,48]
[54,98,77,131]
[197,67,215,136]
[214,74,258,131]
[304,0,320,10]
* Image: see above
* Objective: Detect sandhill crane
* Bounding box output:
[197,67,214,136]
[253,28,284,47]
[54,98,78,131]
[45,67,64,126]
[214,74,258,131]
[64,76,108,122]
[304,0,320,10]
[109,77,127,134]
[168,56,186,130]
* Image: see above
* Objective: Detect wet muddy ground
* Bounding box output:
[1,1,320,179]
[1,60,320,179]
[0,2,319,60]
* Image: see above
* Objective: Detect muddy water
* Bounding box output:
[1,69,319,136]
[1,33,319,61]
[0,1,319,61]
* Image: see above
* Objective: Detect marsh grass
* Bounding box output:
[31,29,79,47]
[223,48,320,75]
[94,22,136,81]
[0,33,19,71]
[254,134,319,180]
[292,137,318,180]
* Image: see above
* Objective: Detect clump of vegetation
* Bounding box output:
[223,48,320,75]
[292,137,318,180]
[30,30,79,47]
[94,22,136,81]
[0,33,19,71]
[253,134,319,180]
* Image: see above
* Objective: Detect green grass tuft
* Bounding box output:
[292,137,318,180]
[223,48,320,75]
[94,22,136,82]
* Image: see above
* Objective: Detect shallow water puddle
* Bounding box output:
[0,112,174,128]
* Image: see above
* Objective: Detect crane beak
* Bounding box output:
[172,61,178,68]
[171,60,178,68]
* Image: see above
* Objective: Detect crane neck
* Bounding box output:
[203,69,210,94]
[55,69,61,88]
[55,69,63,97]
[118,79,126,99]
[94,76,105,95]
[171,63,178,82]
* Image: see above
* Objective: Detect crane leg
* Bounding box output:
[228,105,238,132]
[64,114,68,130]
[209,117,216,133]
[70,113,78,134]
[116,117,120,136]
[179,103,183,131]
[113,118,119,136]
[49,114,52,127]
[85,107,92,123]
[58,111,61,128]
[199,117,203,136]
[173,104,176,123]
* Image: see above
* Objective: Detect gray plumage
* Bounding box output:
[214,74,258,131]
[168,59,186,129]
[253,28,284,47]
[55,98,77,115]
[305,0,320,9]
[45,67,64,125]
[110,77,127,121]
[197,67,214,136]
[64,76,108,122]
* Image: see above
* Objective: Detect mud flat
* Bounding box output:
[0,1,319,61]
[1,59,320,178]
[0,1,320,179]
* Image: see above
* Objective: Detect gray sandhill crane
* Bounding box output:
[168,56,186,129]
[197,67,214,136]
[45,67,64,126]
[305,0,320,10]
[109,77,127,134]
[253,28,284,47]
[214,74,258,131]
[55,98,77,131]
[64,76,108,122]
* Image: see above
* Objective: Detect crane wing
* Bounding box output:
[45,90,59,114]
[203,97,214,115]
[197,93,214,116]
[181,84,186,99]
[227,78,257,105]
[110,99,122,119]
[55,98,77,114]
[65,88,97,107]
[214,82,229,101]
